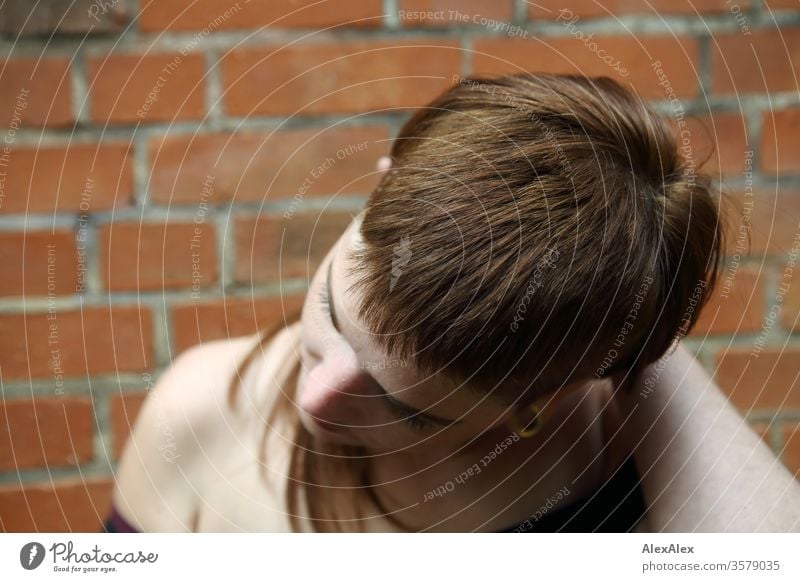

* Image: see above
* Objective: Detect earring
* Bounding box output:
[513,403,544,438]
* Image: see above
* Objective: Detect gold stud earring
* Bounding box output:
[513,403,544,438]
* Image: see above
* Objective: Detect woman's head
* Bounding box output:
[296,72,725,455]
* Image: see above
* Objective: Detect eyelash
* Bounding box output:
[318,279,436,433]
[399,413,437,432]
[386,400,439,432]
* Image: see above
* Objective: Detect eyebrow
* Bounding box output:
[325,257,460,427]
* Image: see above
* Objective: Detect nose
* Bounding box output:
[297,349,374,428]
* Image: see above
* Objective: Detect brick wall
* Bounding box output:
[1,0,799,532]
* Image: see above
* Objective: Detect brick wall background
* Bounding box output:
[1,0,799,532]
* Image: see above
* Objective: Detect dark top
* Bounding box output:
[496,453,648,532]
[103,454,647,533]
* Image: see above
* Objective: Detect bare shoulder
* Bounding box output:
[112,336,258,531]
[112,325,300,531]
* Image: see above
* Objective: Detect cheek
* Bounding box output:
[384,424,467,454]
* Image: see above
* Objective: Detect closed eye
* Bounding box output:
[382,388,452,431]
[389,405,438,432]
[389,399,442,431]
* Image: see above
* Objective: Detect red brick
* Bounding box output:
[0,57,73,127]
[0,306,153,380]
[711,28,800,95]
[99,221,217,291]
[0,230,77,297]
[782,423,800,478]
[721,189,800,259]
[692,268,764,335]
[714,348,800,411]
[764,0,800,9]
[87,52,206,124]
[677,112,749,177]
[109,391,148,459]
[472,35,699,100]
[220,39,460,116]
[529,0,750,19]
[761,108,800,175]
[0,479,112,532]
[0,0,130,36]
[235,212,352,284]
[0,142,133,215]
[148,126,388,205]
[398,0,513,26]
[0,397,93,471]
[172,295,305,352]
[139,0,383,32]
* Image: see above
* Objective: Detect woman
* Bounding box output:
[105,73,800,533]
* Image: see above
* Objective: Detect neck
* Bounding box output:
[359,423,523,530]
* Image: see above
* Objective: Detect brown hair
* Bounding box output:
[227,72,730,531]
